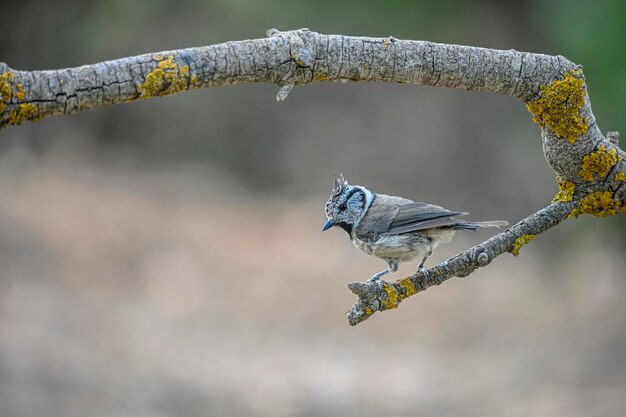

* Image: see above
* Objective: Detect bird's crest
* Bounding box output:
[331,173,348,199]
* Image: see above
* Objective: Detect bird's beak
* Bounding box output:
[322,219,335,231]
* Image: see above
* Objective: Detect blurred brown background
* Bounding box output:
[1,1,625,416]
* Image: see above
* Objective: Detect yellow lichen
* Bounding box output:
[380,282,400,310]
[397,277,417,297]
[1,72,38,125]
[0,71,14,114]
[7,103,38,125]
[292,56,307,68]
[615,172,626,181]
[568,191,622,218]
[363,306,373,316]
[580,146,619,181]
[526,69,588,143]
[552,178,576,202]
[379,279,418,310]
[140,55,190,98]
[510,234,536,257]
[15,83,25,100]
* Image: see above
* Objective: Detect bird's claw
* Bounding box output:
[367,269,389,283]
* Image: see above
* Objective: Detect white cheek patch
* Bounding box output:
[353,186,374,227]
[362,189,374,211]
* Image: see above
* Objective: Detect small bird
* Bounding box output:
[323,174,508,281]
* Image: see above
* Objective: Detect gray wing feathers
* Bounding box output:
[361,195,469,236]
[390,202,465,226]
[385,202,467,234]
[387,216,468,234]
[454,220,509,231]
[366,205,398,233]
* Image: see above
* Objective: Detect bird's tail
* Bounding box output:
[454,220,509,231]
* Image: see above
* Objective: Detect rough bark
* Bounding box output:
[1,29,623,325]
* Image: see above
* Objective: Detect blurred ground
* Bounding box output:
[1,1,625,416]
[0,152,625,417]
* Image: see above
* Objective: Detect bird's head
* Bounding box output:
[323,174,373,233]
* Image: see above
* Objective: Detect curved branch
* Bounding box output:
[0,28,577,128]
[1,28,624,325]
[346,200,576,326]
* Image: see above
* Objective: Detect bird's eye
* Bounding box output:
[339,203,347,211]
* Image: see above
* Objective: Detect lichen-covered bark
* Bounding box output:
[1,29,623,325]
[0,28,576,128]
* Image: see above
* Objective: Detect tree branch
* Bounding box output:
[346,200,575,325]
[0,28,582,128]
[1,29,624,325]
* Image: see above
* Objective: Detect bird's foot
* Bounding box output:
[415,266,429,277]
[367,269,389,283]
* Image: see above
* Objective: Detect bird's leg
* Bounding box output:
[417,256,428,270]
[367,269,389,282]
[367,260,399,282]
[417,244,433,272]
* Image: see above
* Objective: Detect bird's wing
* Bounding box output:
[364,198,467,236]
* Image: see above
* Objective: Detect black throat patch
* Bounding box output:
[336,221,353,235]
